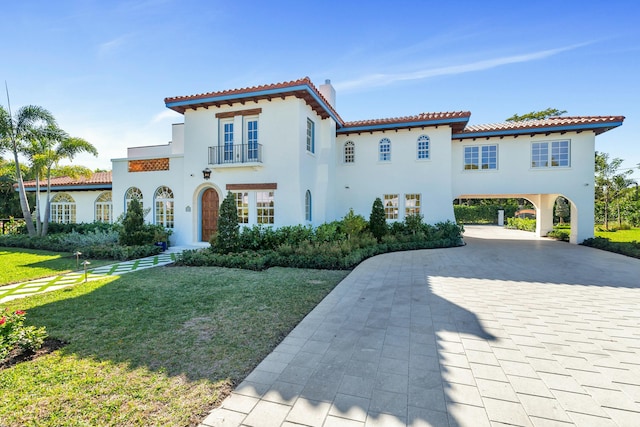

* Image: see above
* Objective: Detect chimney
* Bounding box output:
[319,79,336,109]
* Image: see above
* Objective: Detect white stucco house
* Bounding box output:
[26,77,624,245]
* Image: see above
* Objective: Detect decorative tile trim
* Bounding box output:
[128,158,170,172]
[226,183,277,190]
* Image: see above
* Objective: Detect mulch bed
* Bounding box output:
[0,338,67,371]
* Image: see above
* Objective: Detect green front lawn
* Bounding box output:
[0,266,348,426]
[0,247,113,286]
[595,227,640,242]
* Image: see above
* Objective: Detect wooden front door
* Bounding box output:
[201,188,219,242]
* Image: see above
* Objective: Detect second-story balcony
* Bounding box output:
[208,143,263,167]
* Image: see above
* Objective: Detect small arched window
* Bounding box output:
[125,187,143,212]
[379,138,391,161]
[417,135,430,160]
[95,191,113,223]
[51,193,76,224]
[344,141,355,163]
[154,186,174,228]
[305,190,312,221]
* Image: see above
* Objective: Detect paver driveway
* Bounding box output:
[201,226,640,427]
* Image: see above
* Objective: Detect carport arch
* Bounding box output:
[454,193,593,244]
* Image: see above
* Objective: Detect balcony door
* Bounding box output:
[201,188,219,241]
[223,121,233,163]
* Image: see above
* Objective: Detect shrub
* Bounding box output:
[404,213,424,236]
[369,198,387,242]
[1,309,48,361]
[212,191,240,253]
[506,217,536,232]
[547,229,570,241]
[342,209,367,240]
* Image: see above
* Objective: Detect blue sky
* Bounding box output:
[2,0,639,180]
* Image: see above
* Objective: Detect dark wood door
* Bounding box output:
[201,188,219,241]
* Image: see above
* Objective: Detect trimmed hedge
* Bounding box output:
[177,221,464,270]
[454,204,518,224]
[582,237,640,259]
[505,217,536,232]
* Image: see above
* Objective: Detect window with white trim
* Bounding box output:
[344,141,355,163]
[235,192,249,224]
[531,140,570,168]
[305,190,312,221]
[383,194,398,219]
[154,186,174,228]
[417,135,430,160]
[379,138,391,161]
[405,194,421,216]
[125,187,143,211]
[306,118,315,153]
[95,191,113,223]
[51,193,76,224]
[245,117,258,161]
[222,119,234,163]
[257,191,274,224]
[464,144,497,170]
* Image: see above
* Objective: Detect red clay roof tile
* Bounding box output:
[22,171,112,188]
[457,116,625,137]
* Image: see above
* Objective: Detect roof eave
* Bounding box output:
[166,84,344,126]
[453,121,624,139]
[338,117,470,134]
[22,184,112,192]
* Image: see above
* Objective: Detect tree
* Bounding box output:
[0,104,56,236]
[506,108,567,122]
[119,198,145,245]
[554,197,570,224]
[595,151,635,230]
[213,191,240,253]
[369,198,387,241]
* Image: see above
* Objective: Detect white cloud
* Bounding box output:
[335,43,591,92]
[152,109,182,123]
[98,34,130,56]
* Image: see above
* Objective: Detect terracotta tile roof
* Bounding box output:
[165,77,344,125]
[22,171,112,189]
[339,111,471,134]
[455,116,625,138]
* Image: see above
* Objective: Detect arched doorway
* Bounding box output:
[201,188,219,242]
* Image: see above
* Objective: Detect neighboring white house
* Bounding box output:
[26,77,624,245]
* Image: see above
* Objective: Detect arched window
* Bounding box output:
[95,191,113,223]
[125,187,143,212]
[154,186,174,228]
[51,193,76,224]
[344,141,355,163]
[305,190,312,221]
[379,138,391,161]
[417,135,430,160]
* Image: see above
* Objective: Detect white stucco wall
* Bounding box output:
[335,126,456,224]
[34,190,110,224]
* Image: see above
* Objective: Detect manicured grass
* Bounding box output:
[0,266,348,426]
[595,227,640,242]
[0,247,113,286]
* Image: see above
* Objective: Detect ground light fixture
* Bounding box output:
[73,251,82,270]
[82,261,91,283]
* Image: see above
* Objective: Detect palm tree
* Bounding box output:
[0,105,56,236]
[23,124,98,236]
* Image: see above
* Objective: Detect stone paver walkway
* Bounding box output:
[0,249,181,304]
[201,226,640,427]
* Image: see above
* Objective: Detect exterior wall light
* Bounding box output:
[202,168,212,180]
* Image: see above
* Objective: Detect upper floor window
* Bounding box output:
[51,193,76,224]
[257,191,275,224]
[464,144,497,170]
[306,118,315,153]
[379,138,391,162]
[383,194,398,219]
[222,120,234,162]
[235,192,249,224]
[125,187,143,211]
[532,140,570,168]
[246,117,259,161]
[95,191,113,223]
[154,186,174,228]
[405,194,421,216]
[344,141,355,163]
[417,135,430,160]
[305,190,312,221]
